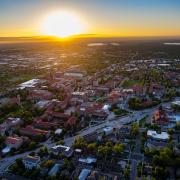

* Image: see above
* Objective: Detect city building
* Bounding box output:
[5,136,23,149]
[51,145,73,157]
[22,155,41,170]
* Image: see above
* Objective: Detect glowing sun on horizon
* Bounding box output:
[42,11,84,38]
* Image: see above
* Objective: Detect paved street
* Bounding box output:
[130,134,142,180]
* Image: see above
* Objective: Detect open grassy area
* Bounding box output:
[122,79,143,88]
[0,73,43,93]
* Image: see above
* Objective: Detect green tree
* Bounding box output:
[29,141,37,150]
[131,123,139,137]
[124,167,130,180]
[98,145,112,160]
[38,146,49,157]
[73,137,87,149]
[42,160,54,169]
[153,166,169,180]
[87,143,96,153]
[16,158,24,169]
[56,140,64,145]
[113,143,124,154]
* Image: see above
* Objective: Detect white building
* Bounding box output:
[79,157,97,164]
[103,126,113,135]
[147,130,169,141]
[51,145,73,157]
[17,79,45,89]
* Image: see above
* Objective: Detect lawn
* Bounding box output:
[122,79,143,88]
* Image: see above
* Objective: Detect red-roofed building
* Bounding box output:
[5,136,23,149]
[45,110,70,120]
[28,89,53,101]
[64,117,77,128]
[152,109,169,125]
[93,86,110,95]
[19,126,50,138]
[78,102,108,118]
[33,119,58,130]
[108,91,123,104]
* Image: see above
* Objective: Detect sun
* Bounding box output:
[42,11,84,38]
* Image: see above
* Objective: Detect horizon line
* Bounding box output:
[1,34,180,39]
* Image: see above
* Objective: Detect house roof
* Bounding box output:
[6,136,23,145]
[79,157,97,164]
[65,117,77,127]
[20,126,49,136]
[46,111,69,119]
[34,119,58,129]
[23,155,40,163]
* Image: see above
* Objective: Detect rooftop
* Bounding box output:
[23,155,40,163]
[52,145,70,152]
[18,79,45,89]
[6,136,23,145]
[79,157,97,164]
[172,101,180,106]
[147,130,169,140]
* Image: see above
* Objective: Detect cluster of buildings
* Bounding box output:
[0,56,179,179]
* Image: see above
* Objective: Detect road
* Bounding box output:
[130,135,142,180]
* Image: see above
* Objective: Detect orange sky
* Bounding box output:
[0,0,180,37]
